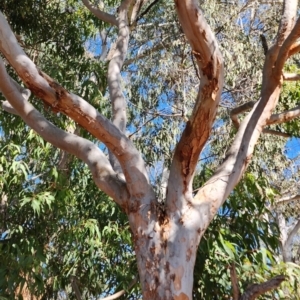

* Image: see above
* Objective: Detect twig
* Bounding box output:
[230,101,296,137]
[136,0,162,22]
[262,129,291,138]
[129,116,157,138]
[283,73,300,81]
[230,263,240,300]
[230,101,256,128]
[239,275,285,300]
[70,276,82,300]
[276,194,300,205]
[100,275,138,300]
[260,34,269,55]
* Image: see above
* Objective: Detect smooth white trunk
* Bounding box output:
[128,192,205,300]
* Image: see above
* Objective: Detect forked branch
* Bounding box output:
[0,59,129,206]
[229,263,285,300]
[230,101,300,136]
[167,0,224,205]
[81,0,117,26]
[239,275,285,300]
[0,11,152,198]
[194,0,294,226]
[266,0,298,73]
[274,16,300,77]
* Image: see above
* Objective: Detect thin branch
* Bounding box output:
[81,0,117,26]
[239,275,285,300]
[230,263,240,300]
[0,59,129,207]
[230,101,256,128]
[99,29,109,61]
[276,194,300,205]
[70,276,82,300]
[124,42,165,66]
[260,34,269,55]
[230,101,293,137]
[100,275,138,300]
[284,218,300,253]
[283,73,300,81]
[128,116,157,138]
[262,129,291,138]
[136,0,161,22]
[129,0,148,25]
[0,11,152,199]
[267,104,300,125]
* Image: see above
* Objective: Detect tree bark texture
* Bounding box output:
[1,0,300,298]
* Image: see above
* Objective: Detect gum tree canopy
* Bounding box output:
[1,0,300,299]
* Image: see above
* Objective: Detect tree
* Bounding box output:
[1,0,300,299]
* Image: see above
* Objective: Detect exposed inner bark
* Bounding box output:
[1,0,299,298]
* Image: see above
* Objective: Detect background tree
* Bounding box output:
[1,0,300,299]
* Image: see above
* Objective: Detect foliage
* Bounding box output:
[0,0,300,299]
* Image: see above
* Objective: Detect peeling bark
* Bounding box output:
[0,0,297,298]
[0,59,129,206]
[167,0,224,210]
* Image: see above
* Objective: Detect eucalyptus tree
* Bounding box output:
[1,0,300,299]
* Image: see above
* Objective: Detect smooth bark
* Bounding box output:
[0,59,129,206]
[1,0,300,298]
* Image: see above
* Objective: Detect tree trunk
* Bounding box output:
[128,194,203,299]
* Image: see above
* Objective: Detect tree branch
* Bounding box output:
[260,34,269,55]
[262,129,291,138]
[276,194,300,205]
[70,276,82,300]
[230,263,240,300]
[274,16,300,78]
[195,4,289,226]
[124,42,166,66]
[283,218,300,262]
[230,101,299,137]
[129,0,148,25]
[283,73,300,81]
[0,11,153,199]
[81,0,118,26]
[288,40,300,57]
[239,275,285,300]
[107,0,131,175]
[0,58,129,207]
[2,100,18,115]
[267,104,300,125]
[167,0,224,207]
[264,0,298,79]
[136,0,161,22]
[230,101,256,128]
[100,275,138,300]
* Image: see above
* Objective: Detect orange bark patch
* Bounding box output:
[174,292,189,300]
[173,266,184,291]
[186,248,192,261]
